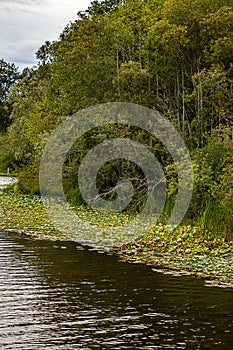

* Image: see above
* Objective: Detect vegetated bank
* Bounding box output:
[0,193,232,289]
[0,1,232,286]
[0,0,232,236]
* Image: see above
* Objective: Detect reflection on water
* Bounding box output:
[0,231,232,349]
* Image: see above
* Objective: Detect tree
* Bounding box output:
[0,59,19,131]
[77,0,123,19]
[0,59,19,102]
[36,41,54,66]
[0,0,232,237]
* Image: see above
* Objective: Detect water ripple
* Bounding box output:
[0,231,232,349]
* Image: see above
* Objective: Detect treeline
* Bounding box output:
[0,0,232,235]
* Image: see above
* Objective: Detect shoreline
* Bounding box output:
[0,193,232,289]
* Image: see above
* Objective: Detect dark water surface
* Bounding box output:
[0,231,232,349]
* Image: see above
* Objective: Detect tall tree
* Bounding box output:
[0,59,19,131]
[0,59,19,102]
[36,41,54,66]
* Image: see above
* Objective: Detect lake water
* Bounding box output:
[0,177,17,189]
[0,231,232,349]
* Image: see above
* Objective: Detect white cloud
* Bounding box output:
[0,0,92,70]
[0,0,43,14]
[0,0,42,4]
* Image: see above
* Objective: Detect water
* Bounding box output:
[0,231,232,349]
[0,176,17,189]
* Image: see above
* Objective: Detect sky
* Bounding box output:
[0,0,92,71]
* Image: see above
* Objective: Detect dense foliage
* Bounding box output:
[0,59,19,132]
[0,0,232,235]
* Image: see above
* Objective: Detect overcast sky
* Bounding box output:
[0,0,92,71]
